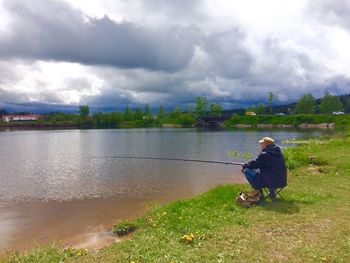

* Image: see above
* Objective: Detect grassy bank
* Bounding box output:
[3,114,350,130]
[225,114,350,127]
[2,133,350,262]
[0,117,194,129]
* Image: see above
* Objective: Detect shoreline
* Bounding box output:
[230,122,334,129]
[0,122,338,130]
[1,113,349,130]
[0,124,79,129]
[0,170,244,253]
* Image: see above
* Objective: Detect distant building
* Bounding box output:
[245,111,256,116]
[2,114,40,122]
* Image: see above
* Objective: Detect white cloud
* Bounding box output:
[0,60,102,104]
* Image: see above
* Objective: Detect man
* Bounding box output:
[241,137,287,199]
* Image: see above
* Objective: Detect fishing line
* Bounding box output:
[94,156,244,166]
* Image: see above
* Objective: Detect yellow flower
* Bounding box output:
[182,233,195,242]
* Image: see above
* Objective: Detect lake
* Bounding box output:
[0,128,328,250]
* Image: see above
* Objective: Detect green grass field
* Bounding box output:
[2,132,350,262]
[225,114,350,127]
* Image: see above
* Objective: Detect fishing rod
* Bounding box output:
[94,156,244,166]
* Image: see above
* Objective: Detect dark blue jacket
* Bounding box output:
[244,144,287,189]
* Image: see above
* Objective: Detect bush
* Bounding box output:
[113,220,137,236]
[180,113,195,127]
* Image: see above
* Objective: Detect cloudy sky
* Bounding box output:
[0,0,349,112]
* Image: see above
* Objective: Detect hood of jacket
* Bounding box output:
[263,144,282,156]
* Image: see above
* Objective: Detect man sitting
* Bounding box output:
[241,137,287,199]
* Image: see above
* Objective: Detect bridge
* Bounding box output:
[196,115,231,127]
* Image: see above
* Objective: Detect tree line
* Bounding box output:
[294,91,349,114]
[246,92,350,115]
[1,92,349,128]
[36,97,223,128]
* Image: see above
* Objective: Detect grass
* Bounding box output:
[0,247,89,263]
[225,113,350,127]
[2,132,350,262]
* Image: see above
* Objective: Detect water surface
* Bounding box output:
[0,128,326,250]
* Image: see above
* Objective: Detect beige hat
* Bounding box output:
[259,137,275,144]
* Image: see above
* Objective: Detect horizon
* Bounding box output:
[1,92,349,115]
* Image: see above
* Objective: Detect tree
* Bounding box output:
[314,104,320,114]
[92,112,106,127]
[0,109,8,116]
[345,97,350,113]
[319,91,344,114]
[179,113,195,127]
[267,92,274,114]
[79,105,89,118]
[157,105,166,119]
[209,103,223,116]
[78,105,91,128]
[124,106,132,121]
[134,107,143,120]
[171,106,182,119]
[110,112,123,127]
[256,103,266,115]
[246,104,257,112]
[144,104,151,117]
[195,96,208,117]
[92,111,123,128]
[188,105,196,117]
[294,93,316,114]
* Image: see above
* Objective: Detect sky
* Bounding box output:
[0,0,349,112]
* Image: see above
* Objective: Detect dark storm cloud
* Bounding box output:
[81,86,133,110]
[245,37,317,88]
[203,29,253,79]
[0,0,199,71]
[324,76,350,95]
[0,88,30,103]
[0,101,78,113]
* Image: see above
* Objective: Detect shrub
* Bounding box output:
[113,220,137,236]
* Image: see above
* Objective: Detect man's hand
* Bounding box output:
[241,165,245,174]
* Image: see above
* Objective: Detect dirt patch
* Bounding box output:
[69,231,120,251]
[307,165,324,175]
